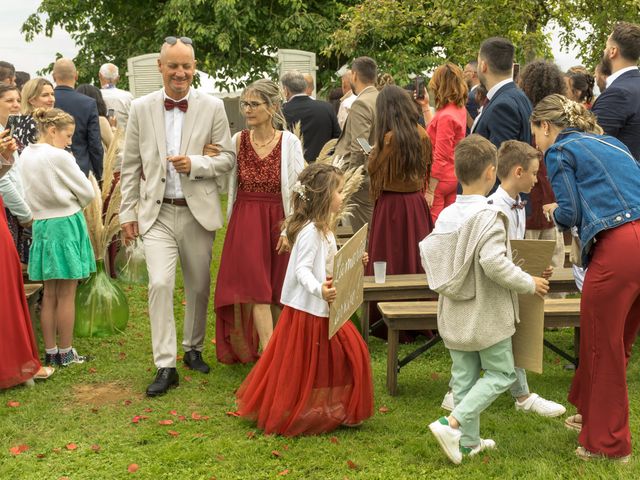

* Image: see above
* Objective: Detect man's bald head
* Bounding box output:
[158,39,197,100]
[303,73,314,95]
[53,58,77,86]
[159,39,195,62]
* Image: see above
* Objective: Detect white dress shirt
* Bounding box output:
[605,66,639,88]
[163,89,191,199]
[487,186,526,240]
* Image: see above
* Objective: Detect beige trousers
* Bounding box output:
[524,227,566,269]
[348,175,373,233]
[142,204,215,368]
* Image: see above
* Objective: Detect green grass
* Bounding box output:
[1,204,638,479]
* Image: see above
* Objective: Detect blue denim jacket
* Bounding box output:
[545,128,640,266]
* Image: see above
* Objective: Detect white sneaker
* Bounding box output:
[429,417,462,465]
[441,391,455,412]
[463,438,496,457]
[515,393,566,417]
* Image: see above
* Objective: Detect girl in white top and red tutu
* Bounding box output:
[235,163,374,436]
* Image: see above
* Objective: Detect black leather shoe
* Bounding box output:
[146,368,179,397]
[183,350,210,374]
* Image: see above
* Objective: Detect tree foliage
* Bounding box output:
[22,0,356,90]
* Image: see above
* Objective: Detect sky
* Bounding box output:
[2,2,586,83]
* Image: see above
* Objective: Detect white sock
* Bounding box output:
[45,347,59,355]
[59,346,72,354]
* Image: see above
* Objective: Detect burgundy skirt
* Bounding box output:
[366,191,433,341]
[236,306,374,436]
[214,192,289,364]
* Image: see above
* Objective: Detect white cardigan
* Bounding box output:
[225,130,305,219]
[280,222,335,318]
[19,143,95,220]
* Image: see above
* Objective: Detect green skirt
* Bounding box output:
[28,211,96,281]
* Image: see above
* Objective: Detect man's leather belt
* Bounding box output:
[162,198,188,207]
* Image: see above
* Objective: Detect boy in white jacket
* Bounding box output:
[420,135,549,464]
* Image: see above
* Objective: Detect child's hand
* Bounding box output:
[532,276,549,298]
[362,252,369,268]
[542,265,554,279]
[321,279,337,303]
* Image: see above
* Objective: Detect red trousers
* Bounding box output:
[568,221,640,457]
[430,179,458,224]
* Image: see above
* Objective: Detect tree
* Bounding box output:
[22,0,357,90]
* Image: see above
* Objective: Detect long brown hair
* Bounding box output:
[371,85,429,188]
[429,63,468,109]
[284,163,343,245]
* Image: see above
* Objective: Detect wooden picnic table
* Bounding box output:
[360,267,578,342]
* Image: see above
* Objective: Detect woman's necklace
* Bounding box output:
[251,129,277,148]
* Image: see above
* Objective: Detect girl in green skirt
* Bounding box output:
[20,108,96,366]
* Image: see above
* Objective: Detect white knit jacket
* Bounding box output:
[420,208,535,352]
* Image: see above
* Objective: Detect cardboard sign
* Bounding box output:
[509,239,555,374]
[329,224,368,339]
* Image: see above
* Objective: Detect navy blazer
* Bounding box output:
[283,96,340,162]
[466,85,480,119]
[54,86,104,178]
[473,82,532,148]
[591,69,640,160]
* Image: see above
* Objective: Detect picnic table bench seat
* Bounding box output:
[378,298,581,396]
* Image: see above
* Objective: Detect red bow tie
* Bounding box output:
[164,98,188,112]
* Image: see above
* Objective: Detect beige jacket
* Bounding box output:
[420,200,535,352]
[119,89,235,234]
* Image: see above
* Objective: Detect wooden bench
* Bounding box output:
[24,283,43,322]
[361,267,579,342]
[378,298,581,396]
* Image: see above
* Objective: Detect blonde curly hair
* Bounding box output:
[530,94,602,134]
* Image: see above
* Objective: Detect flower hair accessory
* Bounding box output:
[292,180,307,201]
[562,99,579,127]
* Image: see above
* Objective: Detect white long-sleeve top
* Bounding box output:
[19,143,95,220]
[280,221,335,317]
[0,150,32,222]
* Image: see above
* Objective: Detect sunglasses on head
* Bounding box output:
[165,36,193,46]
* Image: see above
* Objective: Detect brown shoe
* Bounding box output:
[564,414,582,432]
[575,446,630,464]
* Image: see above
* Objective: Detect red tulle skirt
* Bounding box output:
[214,192,289,364]
[236,306,374,436]
[366,191,433,341]
[0,198,41,388]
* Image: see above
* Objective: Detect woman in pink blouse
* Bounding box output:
[418,63,468,223]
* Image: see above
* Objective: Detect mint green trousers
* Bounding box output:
[449,337,516,447]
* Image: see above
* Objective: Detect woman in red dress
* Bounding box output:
[0,132,52,388]
[214,80,305,364]
[366,85,433,341]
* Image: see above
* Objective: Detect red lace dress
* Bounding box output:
[0,197,41,388]
[214,130,289,364]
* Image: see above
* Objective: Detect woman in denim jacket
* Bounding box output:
[531,94,640,462]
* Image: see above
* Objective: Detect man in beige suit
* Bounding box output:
[333,57,378,232]
[120,37,234,396]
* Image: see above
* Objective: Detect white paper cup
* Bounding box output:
[374,261,387,284]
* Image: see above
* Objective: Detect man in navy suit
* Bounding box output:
[281,70,340,162]
[53,58,104,178]
[592,21,640,160]
[464,60,481,120]
[472,37,532,148]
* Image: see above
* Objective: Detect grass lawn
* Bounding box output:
[1,205,638,479]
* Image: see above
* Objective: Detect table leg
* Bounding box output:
[361,301,370,343]
[387,324,399,396]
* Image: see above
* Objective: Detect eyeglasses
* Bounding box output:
[240,101,266,110]
[164,36,193,46]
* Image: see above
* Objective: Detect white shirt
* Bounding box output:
[337,91,357,129]
[280,222,335,317]
[606,66,639,88]
[101,86,134,129]
[163,89,191,199]
[487,186,525,240]
[434,195,494,234]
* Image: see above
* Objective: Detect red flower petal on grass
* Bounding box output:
[131,416,141,424]
[378,406,389,414]
[158,420,174,426]
[211,338,217,345]
[272,450,281,457]
[347,460,358,470]
[215,454,225,461]
[191,412,202,420]
[119,352,127,360]
[278,470,290,476]
[91,444,101,452]
[246,431,255,439]
[167,430,180,437]
[127,463,139,473]
[88,367,97,374]
[282,444,290,451]
[169,410,178,416]
[36,453,46,458]
[181,300,186,306]
[9,445,29,455]
[178,415,186,421]
[123,399,132,406]
[144,408,153,413]
[6,401,20,407]
[66,443,78,451]
[225,411,240,417]
[330,436,339,444]
[184,376,192,383]
[430,372,440,380]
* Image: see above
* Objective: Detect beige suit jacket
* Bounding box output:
[333,85,378,171]
[119,89,235,235]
